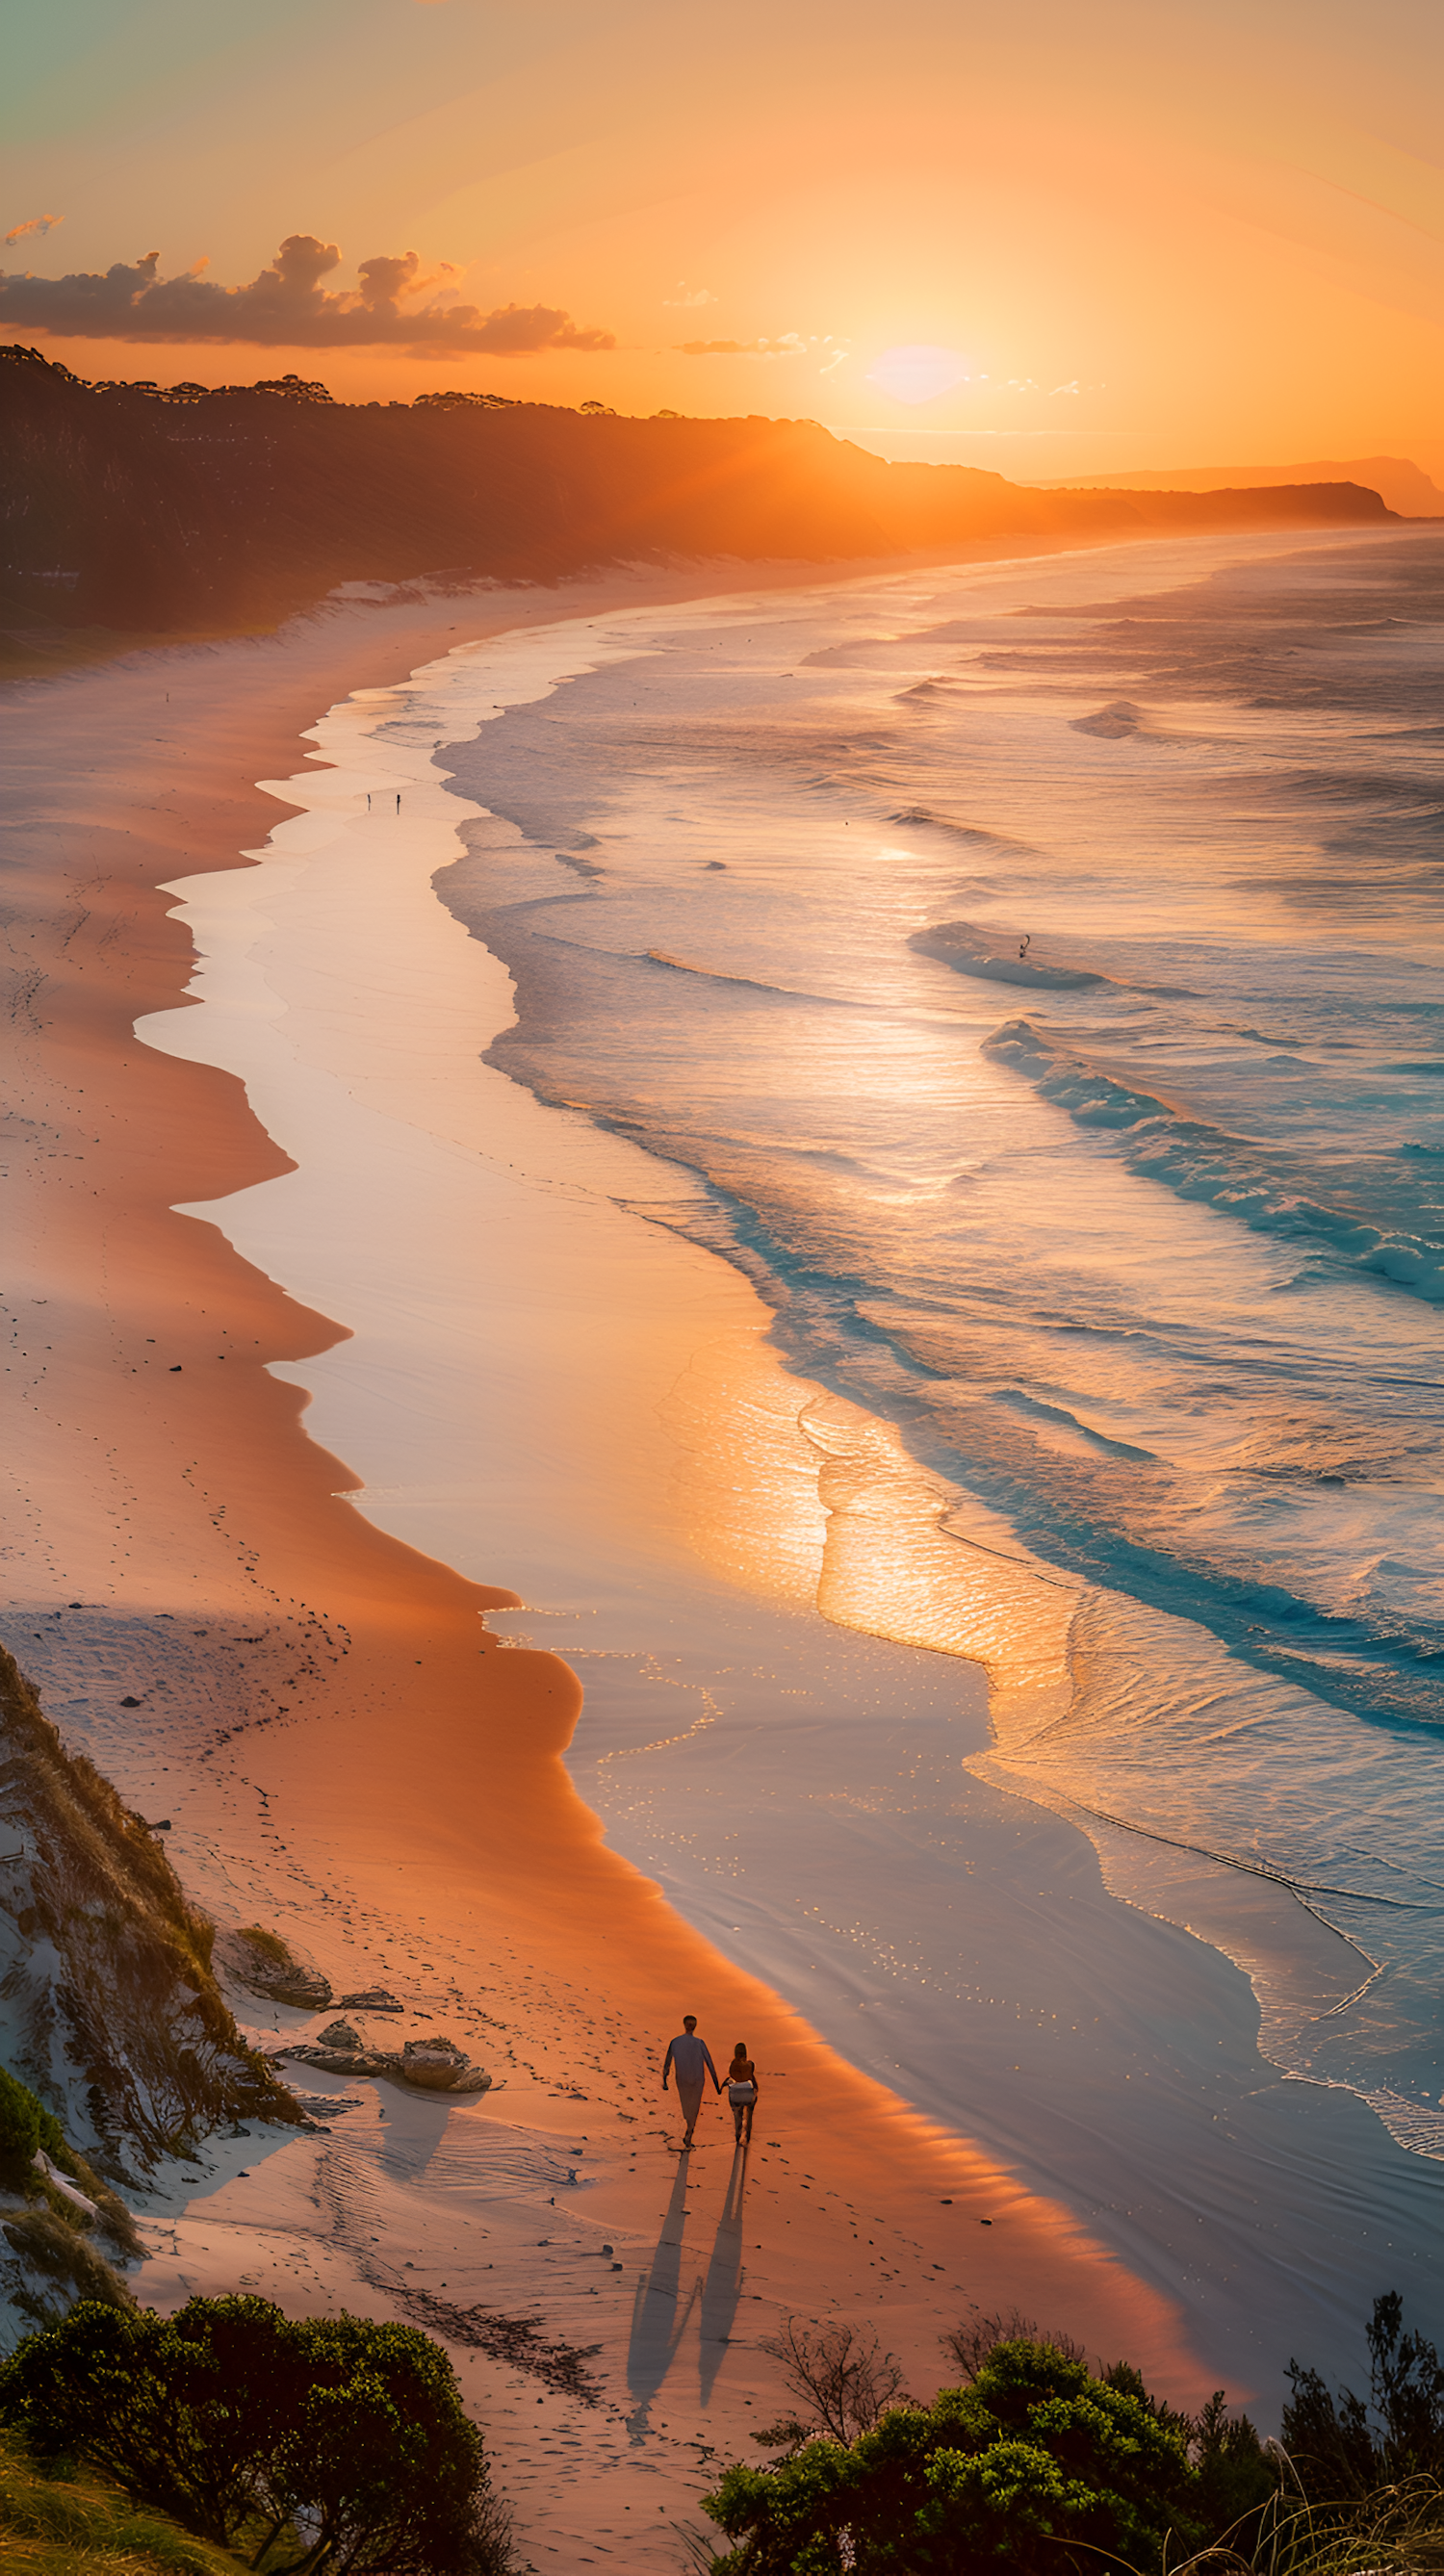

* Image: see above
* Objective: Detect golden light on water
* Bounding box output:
[804,1393,1080,1739]
[658,1328,828,1606]
[660,1321,1081,1753]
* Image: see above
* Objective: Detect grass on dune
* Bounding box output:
[0,2432,258,2576]
[1185,2476,1444,2576]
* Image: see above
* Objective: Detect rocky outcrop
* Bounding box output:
[219,1925,332,2012]
[400,2038,477,2093]
[0,1642,305,2182]
[338,1987,402,2014]
[284,2030,490,2095]
[314,2020,361,2052]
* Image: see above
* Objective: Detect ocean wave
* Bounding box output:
[911,920,1112,990]
[643,948,869,1010]
[525,931,872,1021]
[885,807,1028,853]
[911,917,1199,996]
[984,1017,1444,1301]
[1070,700,1145,738]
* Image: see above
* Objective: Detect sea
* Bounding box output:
[434,528,1444,2125]
[144,523,1444,2384]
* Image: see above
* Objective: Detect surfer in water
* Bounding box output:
[1019,933,1031,960]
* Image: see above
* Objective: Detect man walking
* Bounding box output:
[661,2015,720,2148]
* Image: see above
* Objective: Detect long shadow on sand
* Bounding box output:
[699,2145,748,2403]
[626,2149,700,2432]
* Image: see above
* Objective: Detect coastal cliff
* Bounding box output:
[0,343,1395,648]
[0,1641,302,2334]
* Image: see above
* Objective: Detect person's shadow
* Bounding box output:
[625,2147,701,2437]
[699,2143,748,2404]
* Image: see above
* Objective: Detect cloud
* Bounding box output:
[356,248,424,310]
[662,282,717,308]
[678,331,811,356]
[0,233,615,352]
[5,212,62,245]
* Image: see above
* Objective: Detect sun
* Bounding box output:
[864,345,973,405]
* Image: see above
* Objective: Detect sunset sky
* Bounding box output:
[6,0,1441,477]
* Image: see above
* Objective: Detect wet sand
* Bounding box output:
[4,561,1218,2566]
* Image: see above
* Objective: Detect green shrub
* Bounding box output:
[707,2300,1444,2574]
[0,2294,518,2573]
[1187,2382,1279,2539]
[0,2069,64,2191]
[704,2336,1210,2574]
[1284,2293,1444,2500]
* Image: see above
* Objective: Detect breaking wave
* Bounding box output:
[983,1017,1444,1301]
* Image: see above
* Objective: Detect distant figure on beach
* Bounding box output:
[1019,933,1031,960]
[396,792,401,814]
[661,2015,720,2148]
[726,2042,759,2147]
[366,792,372,811]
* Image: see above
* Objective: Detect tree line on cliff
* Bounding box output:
[0,342,1394,642]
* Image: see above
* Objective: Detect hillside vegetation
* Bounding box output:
[706,2329,1271,2574]
[0,1642,301,2185]
[1,344,1394,649]
[0,1640,304,2336]
[699,2298,1444,2575]
[0,2294,517,2575]
[0,2429,257,2576]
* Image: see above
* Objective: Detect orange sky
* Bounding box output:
[6,0,1441,475]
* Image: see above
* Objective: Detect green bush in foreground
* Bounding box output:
[0,2294,517,2575]
[706,2297,1444,2575]
[703,2336,1216,2575]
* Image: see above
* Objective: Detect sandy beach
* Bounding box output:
[1,556,1223,2570]
[12,531,1444,2568]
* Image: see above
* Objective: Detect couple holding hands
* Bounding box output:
[661,2017,759,2148]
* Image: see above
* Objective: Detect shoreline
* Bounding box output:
[408,535,1444,2383]
[0,532,1124,689]
[148,534,1444,2371]
[2,553,1207,2565]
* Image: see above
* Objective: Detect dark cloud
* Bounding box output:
[356,249,424,311]
[0,234,615,353]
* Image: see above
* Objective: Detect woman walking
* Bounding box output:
[727,2041,760,2147]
